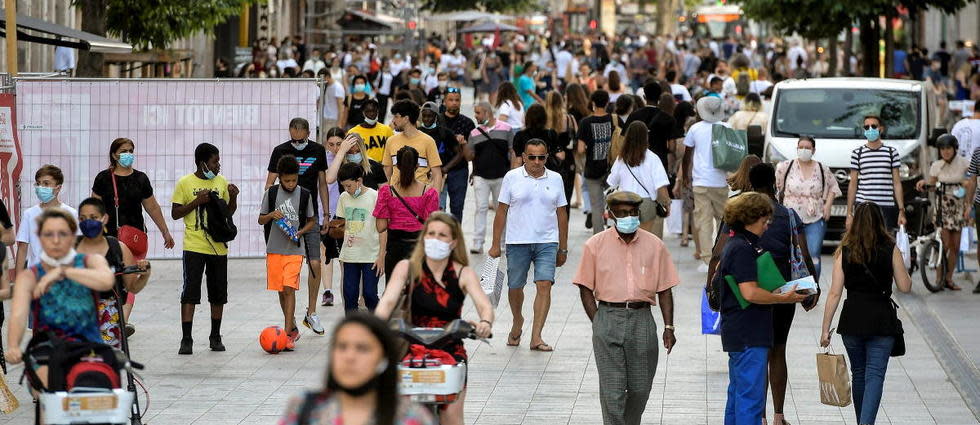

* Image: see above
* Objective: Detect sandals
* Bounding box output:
[530,343,554,352]
[507,331,522,347]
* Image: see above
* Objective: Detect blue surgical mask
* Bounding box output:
[353,186,363,197]
[202,164,217,180]
[347,152,363,163]
[79,219,104,238]
[423,121,437,129]
[353,83,367,93]
[615,216,641,234]
[864,128,880,142]
[291,139,309,151]
[363,117,378,126]
[410,77,421,85]
[35,186,56,203]
[118,153,135,168]
[480,119,490,126]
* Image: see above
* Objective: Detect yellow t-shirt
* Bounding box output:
[348,123,394,163]
[381,131,442,185]
[171,173,231,256]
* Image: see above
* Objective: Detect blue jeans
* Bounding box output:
[505,243,558,289]
[440,167,468,223]
[341,262,380,314]
[725,346,769,425]
[842,335,894,424]
[803,219,827,279]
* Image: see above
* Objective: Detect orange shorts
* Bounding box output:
[266,253,303,292]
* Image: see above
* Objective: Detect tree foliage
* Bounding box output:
[74,0,255,50]
[420,0,535,13]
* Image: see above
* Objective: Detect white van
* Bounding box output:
[764,77,942,240]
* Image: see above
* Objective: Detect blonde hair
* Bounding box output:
[545,91,566,132]
[723,192,773,229]
[344,132,373,175]
[408,212,469,279]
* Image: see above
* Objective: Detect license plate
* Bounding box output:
[830,205,847,217]
[63,394,118,411]
[401,370,446,384]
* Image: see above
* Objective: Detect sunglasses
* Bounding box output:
[863,124,879,130]
[526,155,548,161]
[447,87,460,93]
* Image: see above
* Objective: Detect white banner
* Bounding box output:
[16,78,319,258]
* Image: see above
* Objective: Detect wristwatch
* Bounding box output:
[558,249,568,255]
[664,325,676,331]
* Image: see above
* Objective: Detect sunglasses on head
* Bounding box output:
[447,87,460,93]
[863,124,879,130]
[526,154,548,161]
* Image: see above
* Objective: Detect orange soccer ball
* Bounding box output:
[259,326,289,354]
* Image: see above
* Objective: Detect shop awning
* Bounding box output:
[0,9,132,54]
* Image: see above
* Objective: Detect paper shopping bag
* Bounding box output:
[480,257,505,308]
[0,369,19,414]
[816,352,852,407]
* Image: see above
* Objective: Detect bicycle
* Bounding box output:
[391,319,489,420]
[908,185,952,293]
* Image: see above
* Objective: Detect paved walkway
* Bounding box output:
[1,199,977,424]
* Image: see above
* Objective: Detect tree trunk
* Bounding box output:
[859,17,879,77]
[76,0,107,77]
[843,26,853,76]
[656,0,669,36]
[884,12,894,78]
[828,36,838,77]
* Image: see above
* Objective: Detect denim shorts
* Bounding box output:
[506,243,558,289]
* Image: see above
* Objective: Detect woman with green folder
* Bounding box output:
[713,192,809,425]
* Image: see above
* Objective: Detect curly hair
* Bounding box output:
[723,192,773,229]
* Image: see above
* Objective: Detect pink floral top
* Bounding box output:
[278,393,435,425]
[775,159,842,224]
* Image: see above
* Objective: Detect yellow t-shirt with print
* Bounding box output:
[172,173,230,256]
[348,123,394,163]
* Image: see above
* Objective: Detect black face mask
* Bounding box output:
[327,373,380,397]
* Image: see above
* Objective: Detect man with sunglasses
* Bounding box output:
[847,115,906,230]
[489,139,569,352]
[572,190,678,425]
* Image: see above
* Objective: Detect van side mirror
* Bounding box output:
[747,125,764,157]
[927,128,946,147]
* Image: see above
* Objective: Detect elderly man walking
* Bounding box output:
[573,190,678,425]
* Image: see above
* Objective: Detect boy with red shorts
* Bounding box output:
[259,155,315,349]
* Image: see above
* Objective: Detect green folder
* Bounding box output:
[724,251,787,309]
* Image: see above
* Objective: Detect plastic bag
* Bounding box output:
[700,289,721,335]
[479,257,505,308]
[896,225,910,269]
[666,199,684,235]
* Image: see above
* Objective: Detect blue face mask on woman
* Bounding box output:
[79,219,104,238]
[615,216,640,234]
[118,153,135,168]
[347,152,363,163]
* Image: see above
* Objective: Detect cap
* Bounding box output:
[421,101,439,114]
[605,191,643,207]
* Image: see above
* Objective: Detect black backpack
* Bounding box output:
[263,184,311,246]
[201,190,237,244]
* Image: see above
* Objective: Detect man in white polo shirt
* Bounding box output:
[489,139,569,352]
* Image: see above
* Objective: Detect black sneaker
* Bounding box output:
[125,324,136,337]
[973,282,980,294]
[585,213,593,229]
[209,335,226,352]
[178,337,193,355]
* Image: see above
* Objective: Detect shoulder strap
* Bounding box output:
[779,160,794,203]
[624,163,653,198]
[109,170,121,229]
[476,126,509,157]
[299,187,311,225]
[390,186,425,224]
[263,185,280,243]
[820,162,825,190]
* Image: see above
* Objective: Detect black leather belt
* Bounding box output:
[599,300,650,309]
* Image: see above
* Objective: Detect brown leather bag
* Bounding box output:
[327,218,346,240]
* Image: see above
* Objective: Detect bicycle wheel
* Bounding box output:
[918,239,944,293]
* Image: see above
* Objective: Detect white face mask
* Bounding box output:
[423,238,452,260]
[797,148,813,161]
[41,248,77,267]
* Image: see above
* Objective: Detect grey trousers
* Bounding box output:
[593,304,660,425]
[585,177,608,235]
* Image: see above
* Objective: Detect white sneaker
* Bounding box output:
[303,312,325,335]
[697,263,709,273]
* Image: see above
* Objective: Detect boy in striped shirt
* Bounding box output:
[846,115,907,230]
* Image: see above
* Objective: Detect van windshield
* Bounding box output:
[773,88,920,139]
